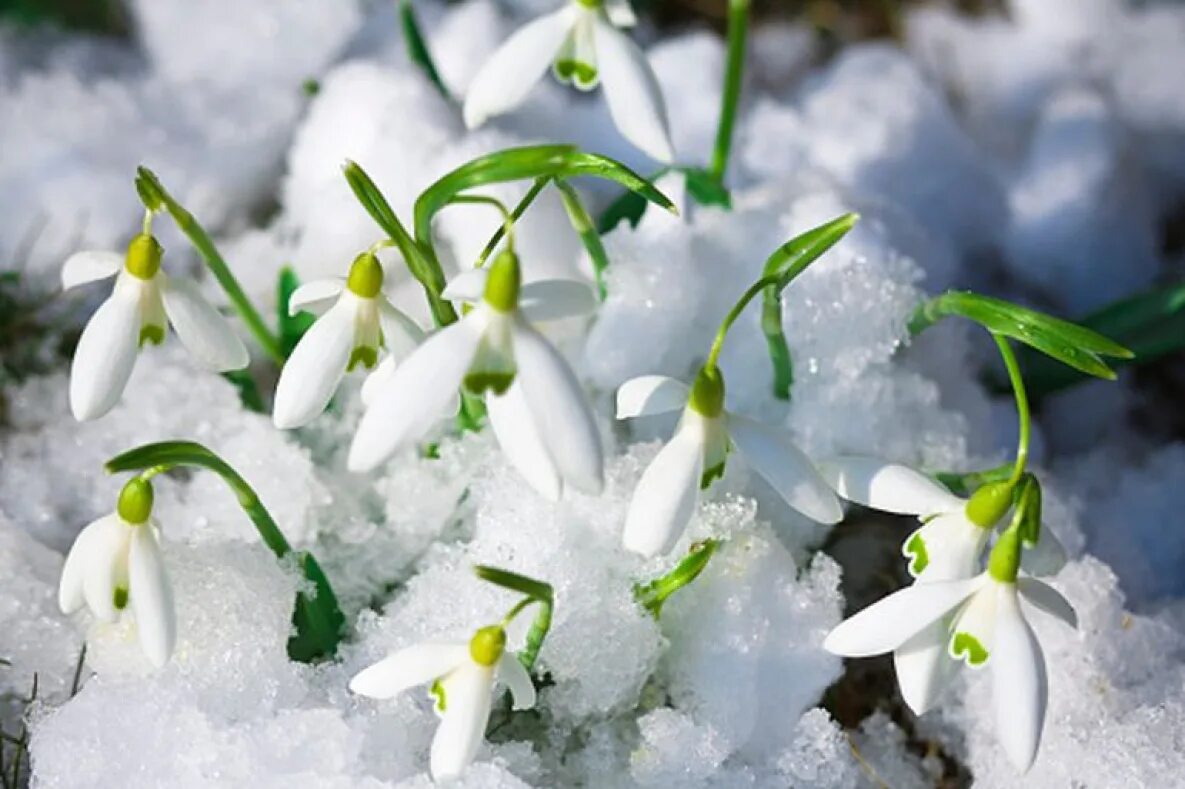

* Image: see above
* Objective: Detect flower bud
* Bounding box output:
[469,625,507,667]
[124,234,163,280]
[688,364,725,418]
[346,252,384,299]
[117,477,155,525]
[965,481,1014,529]
[483,250,521,313]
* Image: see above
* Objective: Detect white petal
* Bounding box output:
[69,280,142,421]
[992,588,1048,772]
[512,319,604,495]
[615,375,689,418]
[893,620,959,715]
[128,523,175,668]
[463,7,575,128]
[1018,578,1077,629]
[59,515,115,614]
[727,414,843,524]
[622,418,704,557]
[441,269,488,303]
[593,19,674,163]
[349,642,469,699]
[823,576,984,658]
[61,250,121,290]
[519,279,597,322]
[273,299,357,429]
[287,278,344,317]
[817,456,965,517]
[604,0,637,28]
[431,664,495,781]
[348,313,483,471]
[81,516,132,623]
[487,381,562,501]
[379,301,425,360]
[159,274,249,371]
[360,355,398,409]
[497,653,537,711]
[1020,527,1068,577]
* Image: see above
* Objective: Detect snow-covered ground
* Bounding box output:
[2,0,1185,785]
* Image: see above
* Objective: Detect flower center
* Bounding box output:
[117,477,154,525]
[688,365,725,418]
[346,252,384,299]
[468,625,507,667]
[483,250,521,313]
[124,234,163,280]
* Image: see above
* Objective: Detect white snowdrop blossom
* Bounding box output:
[349,625,536,781]
[824,529,1077,772]
[348,250,603,501]
[463,0,674,163]
[273,252,424,429]
[62,234,249,421]
[820,456,1067,713]
[58,478,176,668]
[616,367,842,558]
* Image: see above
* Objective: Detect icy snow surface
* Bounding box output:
[3,0,1185,785]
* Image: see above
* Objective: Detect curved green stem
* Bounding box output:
[992,334,1030,486]
[135,168,285,365]
[555,180,611,300]
[106,441,345,662]
[709,0,750,186]
[474,564,554,672]
[705,274,781,369]
[761,287,793,399]
[447,194,517,263]
[475,177,549,268]
[634,539,719,618]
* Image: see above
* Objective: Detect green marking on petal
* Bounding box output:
[951,631,989,666]
[113,587,129,611]
[464,370,515,396]
[700,461,725,490]
[139,324,165,347]
[904,532,929,576]
[347,345,378,372]
[430,679,446,713]
[555,60,598,90]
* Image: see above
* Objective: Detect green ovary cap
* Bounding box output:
[469,625,507,667]
[483,250,521,313]
[117,477,154,525]
[124,234,163,280]
[965,481,1014,529]
[688,365,725,418]
[988,527,1022,583]
[572,0,602,9]
[346,252,384,298]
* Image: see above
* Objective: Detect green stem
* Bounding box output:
[761,287,793,399]
[555,180,611,300]
[992,334,1030,485]
[708,0,750,186]
[518,599,552,673]
[448,194,516,262]
[105,441,345,662]
[634,540,720,618]
[135,168,285,365]
[705,274,781,369]
[474,177,549,268]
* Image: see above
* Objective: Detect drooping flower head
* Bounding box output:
[464,0,674,163]
[348,250,603,501]
[350,623,536,781]
[273,251,424,429]
[63,233,249,421]
[58,477,176,668]
[617,365,842,557]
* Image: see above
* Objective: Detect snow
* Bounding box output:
[2,0,1184,785]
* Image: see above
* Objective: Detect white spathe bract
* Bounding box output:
[349,629,536,781]
[348,263,602,502]
[58,513,176,668]
[272,261,424,429]
[463,0,674,163]
[823,566,1076,772]
[616,372,842,558]
[63,239,248,422]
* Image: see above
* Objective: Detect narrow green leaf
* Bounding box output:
[221,370,265,413]
[634,539,719,618]
[473,564,554,604]
[597,187,651,234]
[761,212,859,286]
[399,0,449,98]
[681,166,731,209]
[276,266,315,357]
[555,180,611,300]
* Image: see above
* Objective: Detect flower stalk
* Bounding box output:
[708,0,750,187]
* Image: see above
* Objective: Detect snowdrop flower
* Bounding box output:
[273,252,424,429]
[616,366,842,558]
[63,233,249,421]
[463,0,674,163]
[58,478,175,668]
[349,250,603,501]
[350,625,536,781]
[820,457,1066,713]
[824,528,1076,771]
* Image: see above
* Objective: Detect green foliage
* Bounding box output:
[399,0,449,98]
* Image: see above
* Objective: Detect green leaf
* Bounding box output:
[681,166,731,209]
[399,0,449,98]
[276,267,315,357]
[597,187,651,234]
[221,370,265,413]
[555,180,610,300]
[761,212,859,286]
[910,291,1132,380]
[106,441,345,662]
[473,565,554,604]
[634,539,719,618]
